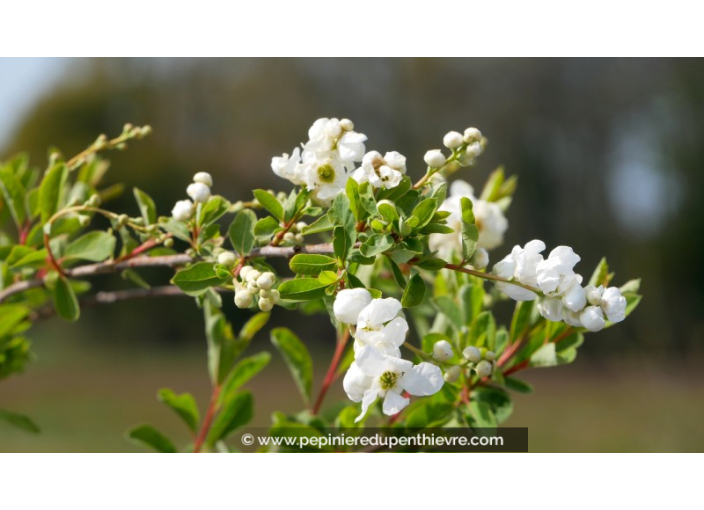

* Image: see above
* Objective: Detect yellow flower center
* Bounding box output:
[317,164,336,184]
[379,371,399,390]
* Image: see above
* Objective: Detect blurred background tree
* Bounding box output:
[1,58,702,451]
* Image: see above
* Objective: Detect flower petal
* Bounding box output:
[400,362,444,396]
[382,391,410,416]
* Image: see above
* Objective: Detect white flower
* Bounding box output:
[580,306,606,332]
[536,246,581,294]
[583,285,627,324]
[562,281,587,313]
[234,290,253,308]
[563,310,583,328]
[463,127,482,144]
[333,288,372,325]
[351,151,407,190]
[471,248,489,270]
[193,172,213,187]
[217,251,236,266]
[271,148,304,185]
[424,149,446,168]
[271,118,367,205]
[443,131,464,149]
[444,366,461,383]
[171,199,194,222]
[475,360,493,378]
[354,298,408,357]
[186,182,211,203]
[429,180,509,254]
[462,346,481,363]
[492,240,545,301]
[433,340,453,362]
[537,297,564,322]
[343,345,444,422]
[258,297,274,312]
[256,272,276,291]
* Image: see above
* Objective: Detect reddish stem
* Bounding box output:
[193,384,221,453]
[312,329,350,415]
[502,360,529,377]
[43,233,66,277]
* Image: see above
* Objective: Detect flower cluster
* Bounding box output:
[234,266,280,312]
[461,346,496,378]
[271,118,367,205]
[333,289,443,422]
[350,150,407,190]
[492,240,628,332]
[425,126,485,169]
[429,179,508,264]
[171,172,213,221]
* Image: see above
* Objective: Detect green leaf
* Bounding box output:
[402,273,426,308]
[9,248,48,269]
[529,342,578,368]
[289,254,337,275]
[405,402,454,429]
[504,377,534,394]
[467,400,497,429]
[239,312,270,342]
[253,189,284,221]
[479,167,505,202]
[220,352,271,400]
[302,214,334,235]
[359,233,394,257]
[387,257,407,288]
[277,278,331,301]
[203,301,240,384]
[432,296,463,331]
[410,198,437,230]
[206,391,254,447]
[588,257,610,287]
[38,163,68,224]
[510,300,535,342]
[52,276,80,322]
[0,305,30,337]
[157,389,200,433]
[345,178,365,222]
[63,231,116,262]
[199,196,230,227]
[133,188,157,225]
[333,226,352,261]
[0,409,40,434]
[228,209,257,257]
[460,197,479,261]
[121,269,151,289]
[271,328,313,404]
[254,216,279,238]
[0,166,27,228]
[466,311,496,350]
[127,424,177,453]
[377,201,399,223]
[171,262,228,296]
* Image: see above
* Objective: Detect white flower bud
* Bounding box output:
[484,351,496,362]
[463,346,482,363]
[433,340,454,362]
[295,234,304,243]
[258,297,274,312]
[296,222,308,232]
[283,232,295,242]
[333,288,373,324]
[340,118,354,131]
[463,127,482,144]
[475,360,493,378]
[269,289,280,303]
[443,131,464,149]
[234,291,253,308]
[186,182,211,203]
[256,272,275,290]
[585,285,604,306]
[580,306,606,332]
[465,141,483,159]
[245,270,261,284]
[444,366,461,383]
[424,149,446,168]
[239,266,253,281]
[471,248,489,270]
[325,118,343,138]
[217,251,236,266]
[259,289,271,298]
[193,172,213,187]
[171,200,194,222]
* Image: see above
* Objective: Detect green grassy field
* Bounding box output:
[1,331,702,453]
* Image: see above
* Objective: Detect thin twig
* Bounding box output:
[0,243,339,304]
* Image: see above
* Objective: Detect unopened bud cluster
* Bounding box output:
[171,172,214,222]
[234,266,280,312]
[424,127,485,170]
[462,346,496,378]
[281,221,308,245]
